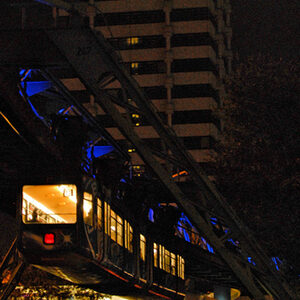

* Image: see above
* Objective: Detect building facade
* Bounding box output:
[3,0,232,174]
[74,0,233,172]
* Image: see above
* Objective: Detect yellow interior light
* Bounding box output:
[23,192,67,223]
[83,200,92,214]
[131,62,139,69]
[57,185,77,203]
[127,37,139,45]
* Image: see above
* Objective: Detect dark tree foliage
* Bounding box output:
[213,56,300,275]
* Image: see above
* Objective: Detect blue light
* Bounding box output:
[183,229,190,242]
[206,243,214,253]
[228,238,237,246]
[272,257,281,271]
[20,81,52,97]
[148,208,154,222]
[87,145,114,160]
[211,217,217,225]
[19,69,26,76]
[26,98,44,121]
[179,213,193,227]
[248,257,256,265]
[201,237,214,253]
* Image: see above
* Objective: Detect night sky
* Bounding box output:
[231,0,299,59]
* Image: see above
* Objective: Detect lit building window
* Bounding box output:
[127,37,139,45]
[130,62,139,75]
[140,234,146,261]
[131,62,139,69]
[131,113,141,127]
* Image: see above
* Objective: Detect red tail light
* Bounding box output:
[44,233,55,245]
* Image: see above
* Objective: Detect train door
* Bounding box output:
[96,196,104,261]
[82,179,98,259]
[139,234,147,281]
[124,220,134,274]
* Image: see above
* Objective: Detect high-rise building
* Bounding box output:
[2,0,232,175]
[69,0,232,173]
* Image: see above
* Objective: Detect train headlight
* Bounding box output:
[44,233,55,245]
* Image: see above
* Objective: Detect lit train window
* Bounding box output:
[159,245,164,269]
[104,202,109,234]
[83,192,93,226]
[165,249,171,273]
[171,253,176,275]
[153,243,158,267]
[140,234,146,261]
[97,198,102,229]
[177,255,185,279]
[110,210,117,241]
[125,220,133,252]
[117,215,123,246]
[22,185,77,224]
[110,209,123,246]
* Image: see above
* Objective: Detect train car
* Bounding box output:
[18,175,186,299]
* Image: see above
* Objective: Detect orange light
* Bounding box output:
[149,289,172,299]
[172,170,188,178]
[100,265,129,282]
[44,233,55,245]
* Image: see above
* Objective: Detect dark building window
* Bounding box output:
[95,10,164,26]
[172,84,219,101]
[172,58,217,75]
[171,7,217,28]
[70,90,91,103]
[70,85,219,104]
[171,33,218,53]
[143,86,167,99]
[173,110,213,125]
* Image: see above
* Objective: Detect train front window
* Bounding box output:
[22,185,77,224]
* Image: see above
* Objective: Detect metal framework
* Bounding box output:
[0,239,26,300]
[0,1,297,299]
[41,25,295,299]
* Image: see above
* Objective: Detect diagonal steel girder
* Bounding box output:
[31,1,295,297]
[44,28,272,299]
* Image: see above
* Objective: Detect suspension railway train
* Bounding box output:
[18,175,186,299]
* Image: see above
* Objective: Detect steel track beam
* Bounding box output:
[44,28,273,299]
